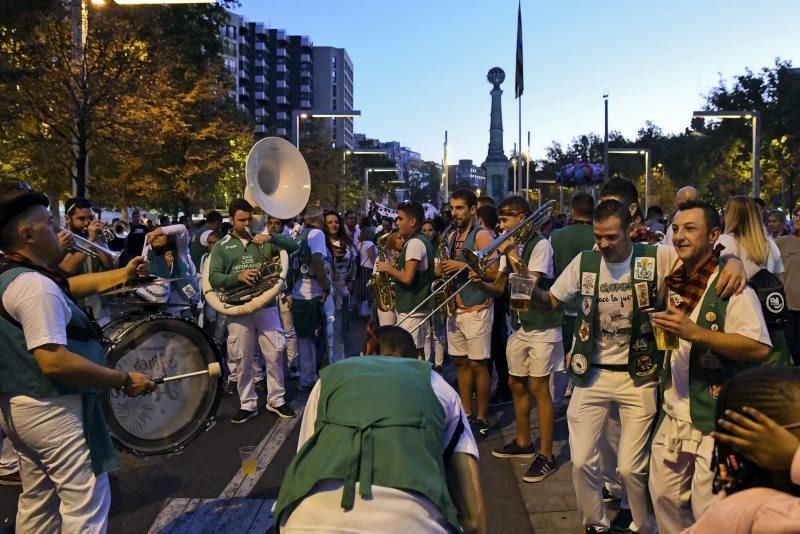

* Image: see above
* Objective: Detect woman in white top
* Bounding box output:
[323,210,358,364]
[717,196,784,279]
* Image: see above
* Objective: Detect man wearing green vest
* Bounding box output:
[375,200,434,359]
[190,210,222,271]
[440,189,499,439]
[484,195,563,483]
[208,198,299,424]
[549,192,595,413]
[0,182,155,532]
[531,199,748,534]
[275,325,485,534]
[648,200,772,534]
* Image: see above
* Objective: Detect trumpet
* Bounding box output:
[397,200,556,332]
[100,220,130,242]
[61,228,123,264]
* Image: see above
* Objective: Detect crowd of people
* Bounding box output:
[0,177,799,533]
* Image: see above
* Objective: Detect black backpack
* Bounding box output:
[748,268,789,329]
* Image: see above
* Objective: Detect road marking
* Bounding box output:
[149,393,307,532]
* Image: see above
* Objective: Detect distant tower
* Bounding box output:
[484,67,509,201]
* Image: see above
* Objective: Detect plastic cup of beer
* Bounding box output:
[239,445,257,475]
[508,273,538,313]
[652,322,679,351]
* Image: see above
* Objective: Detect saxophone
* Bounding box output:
[431,225,456,317]
[368,231,396,312]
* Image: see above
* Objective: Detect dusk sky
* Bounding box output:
[236,0,798,164]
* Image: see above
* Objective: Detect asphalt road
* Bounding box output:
[0,315,534,533]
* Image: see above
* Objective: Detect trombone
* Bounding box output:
[397,200,555,332]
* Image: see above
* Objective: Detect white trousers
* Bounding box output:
[227,307,286,411]
[423,317,445,366]
[279,296,298,367]
[567,370,657,532]
[599,408,628,508]
[649,412,715,534]
[0,395,110,534]
[377,309,396,327]
[0,430,18,475]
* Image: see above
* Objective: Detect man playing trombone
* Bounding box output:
[440,189,498,439]
[374,200,434,359]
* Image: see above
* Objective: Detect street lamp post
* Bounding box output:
[343,148,387,211]
[608,148,651,211]
[692,110,761,197]
[292,109,362,149]
[364,168,397,212]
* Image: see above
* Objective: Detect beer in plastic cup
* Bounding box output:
[652,323,679,351]
[239,445,257,475]
[509,273,538,312]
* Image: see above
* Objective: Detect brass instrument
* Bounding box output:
[368,231,396,312]
[100,220,130,242]
[61,227,123,264]
[201,137,310,316]
[430,225,456,317]
[397,200,556,332]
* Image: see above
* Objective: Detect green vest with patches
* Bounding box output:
[395,233,434,314]
[274,357,460,533]
[512,235,564,332]
[190,223,210,271]
[568,244,662,386]
[450,224,491,308]
[550,223,595,316]
[0,266,120,475]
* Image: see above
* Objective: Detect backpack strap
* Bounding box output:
[443,415,465,466]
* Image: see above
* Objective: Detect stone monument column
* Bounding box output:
[484,67,509,201]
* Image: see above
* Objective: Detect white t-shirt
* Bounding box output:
[402,237,429,272]
[715,233,784,279]
[663,270,772,423]
[550,245,679,365]
[3,272,71,350]
[358,240,378,270]
[292,228,331,300]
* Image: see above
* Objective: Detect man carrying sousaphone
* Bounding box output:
[0,182,156,532]
[208,198,299,424]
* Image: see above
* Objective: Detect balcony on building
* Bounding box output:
[238,86,249,96]
[255,23,266,36]
[255,75,266,84]
[255,59,266,68]
[300,36,312,47]
[276,112,288,120]
[300,99,311,108]
[276,127,288,136]
[239,35,248,46]
[239,69,249,80]
[275,30,287,42]
[300,53,311,63]
[276,64,288,74]
[254,91,267,100]
[255,41,266,51]
[276,48,288,58]
[255,108,266,117]
[300,84,311,93]
[255,124,266,133]
[276,96,289,105]
[276,80,288,89]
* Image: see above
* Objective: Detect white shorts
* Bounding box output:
[446,304,493,360]
[396,312,429,350]
[506,328,565,377]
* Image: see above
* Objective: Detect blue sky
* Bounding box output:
[236,0,798,164]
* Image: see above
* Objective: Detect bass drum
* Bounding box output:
[101,313,223,456]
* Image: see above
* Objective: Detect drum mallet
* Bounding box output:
[153,363,222,384]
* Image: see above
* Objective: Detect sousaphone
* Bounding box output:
[202,137,310,316]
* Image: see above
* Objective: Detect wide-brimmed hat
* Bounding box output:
[0,182,49,231]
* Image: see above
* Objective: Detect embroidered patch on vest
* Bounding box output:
[669,290,684,308]
[639,321,653,334]
[704,311,717,323]
[633,257,655,281]
[581,296,592,316]
[710,324,719,331]
[581,272,597,296]
[708,384,722,399]
[634,354,656,376]
[634,282,649,309]
[633,336,649,352]
[571,354,588,375]
[578,320,590,342]
[766,291,785,314]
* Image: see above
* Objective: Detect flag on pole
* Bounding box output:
[515,1,523,99]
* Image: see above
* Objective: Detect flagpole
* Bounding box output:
[515,0,524,197]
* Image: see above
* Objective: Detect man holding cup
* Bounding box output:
[648,200,772,533]
[531,199,748,533]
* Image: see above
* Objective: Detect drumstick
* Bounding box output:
[153,363,222,384]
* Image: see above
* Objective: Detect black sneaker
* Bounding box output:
[288,366,300,379]
[254,378,268,392]
[490,391,513,407]
[522,453,558,483]
[470,418,490,439]
[610,508,632,533]
[491,440,536,458]
[602,487,622,505]
[230,408,259,424]
[585,527,605,534]
[266,403,296,419]
[433,364,443,374]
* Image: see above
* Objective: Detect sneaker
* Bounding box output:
[0,471,21,486]
[254,378,268,392]
[224,380,237,395]
[433,364,443,375]
[491,440,536,459]
[266,403,296,419]
[230,408,259,424]
[522,453,558,483]
[490,391,513,407]
[610,508,633,533]
[469,418,490,439]
[602,487,622,505]
[288,366,300,379]
[585,527,605,534]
